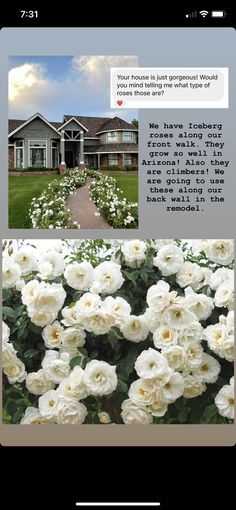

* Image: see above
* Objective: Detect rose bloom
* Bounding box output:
[176,262,199,288]
[93,261,124,294]
[61,327,86,348]
[147,397,168,417]
[182,373,206,399]
[61,306,83,326]
[75,292,101,317]
[2,342,17,367]
[83,311,115,335]
[205,239,234,266]
[215,383,234,420]
[178,322,204,345]
[3,358,26,384]
[21,407,54,425]
[192,267,213,292]
[146,280,174,312]
[120,315,149,342]
[43,355,70,384]
[31,282,66,314]
[58,366,88,401]
[121,399,153,424]
[153,244,184,276]
[2,257,21,289]
[38,390,59,419]
[193,353,221,384]
[183,341,204,369]
[152,239,174,250]
[13,246,37,274]
[83,360,117,396]
[214,282,234,309]
[142,308,162,333]
[153,325,178,349]
[183,287,214,321]
[219,336,234,362]
[163,345,185,371]
[121,239,147,267]
[162,304,197,330]
[21,280,40,307]
[159,372,184,403]
[28,309,58,327]
[59,345,80,361]
[64,261,93,290]
[135,348,169,379]
[98,411,111,424]
[204,323,228,354]
[226,310,234,334]
[2,320,10,344]
[128,378,156,406]
[102,296,131,322]
[26,369,55,395]
[37,250,65,280]
[209,268,233,291]
[42,321,64,349]
[55,399,88,424]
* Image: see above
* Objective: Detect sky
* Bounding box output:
[8,55,138,122]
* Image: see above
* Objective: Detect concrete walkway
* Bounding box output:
[66,179,111,229]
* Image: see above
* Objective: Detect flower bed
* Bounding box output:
[89,173,138,228]
[2,239,234,425]
[29,170,87,228]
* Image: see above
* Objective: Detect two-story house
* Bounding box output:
[8,112,138,171]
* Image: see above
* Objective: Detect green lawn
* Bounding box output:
[111,174,138,203]
[9,175,63,228]
[8,173,138,229]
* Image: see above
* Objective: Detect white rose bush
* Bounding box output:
[2,238,234,425]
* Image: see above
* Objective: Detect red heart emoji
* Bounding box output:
[117,100,123,106]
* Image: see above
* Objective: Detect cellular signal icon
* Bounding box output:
[186,11,197,18]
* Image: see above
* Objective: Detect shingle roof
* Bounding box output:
[95,116,137,134]
[95,143,138,153]
[63,115,111,137]
[8,119,26,134]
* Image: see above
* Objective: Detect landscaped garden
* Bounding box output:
[8,171,138,229]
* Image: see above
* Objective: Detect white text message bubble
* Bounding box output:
[110,68,228,108]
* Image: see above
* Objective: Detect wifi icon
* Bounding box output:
[199,10,209,17]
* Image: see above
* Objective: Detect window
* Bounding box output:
[51,141,59,168]
[29,140,46,167]
[108,154,118,165]
[15,140,24,168]
[107,132,118,142]
[123,131,134,142]
[124,153,132,165]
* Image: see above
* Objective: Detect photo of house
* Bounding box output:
[8,112,138,171]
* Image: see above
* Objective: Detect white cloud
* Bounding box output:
[72,55,138,85]
[9,63,48,102]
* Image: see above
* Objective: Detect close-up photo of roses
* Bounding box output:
[2,238,234,425]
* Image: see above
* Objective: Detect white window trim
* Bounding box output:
[122,131,135,142]
[51,141,59,168]
[108,154,118,165]
[28,139,47,167]
[124,153,133,165]
[14,140,25,168]
[107,132,118,143]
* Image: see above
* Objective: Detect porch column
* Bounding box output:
[59,130,66,174]
[122,153,125,166]
[98,153,100,170]
[79,130,84,167]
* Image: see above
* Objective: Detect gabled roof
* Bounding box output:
[58,116,88,132]
[8,112,61,137]
[63,115,111,137]
[95,116,137,135]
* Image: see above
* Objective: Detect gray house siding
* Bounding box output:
[62,119,87,131]
[99,131,137,144]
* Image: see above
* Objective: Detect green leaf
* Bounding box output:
[117,378,128,394]
[69,355,83,369]
[118,346,139,378]
[29,322,43,334]
[2,306,15,319]
[23,349,40,359]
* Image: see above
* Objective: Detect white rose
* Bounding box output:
[42,321,64,349]
[102,296,131,322]
[89,281,103,294]
[128,379,156,406]
[183,287,214,321]
[38,250,65,280]
[183,341,204,369]
[3,358,26,384]
[135,348,169,379]
[58,366,88,401]
[142,308,162,333]
[2,342,17,367]
[59,345,80,361]
[121,399,153,424]
[205,239,234,266]
[55,399,88,424]
[98,411,111,424]
[13,246,37,274]
[38,390,59,419]
[84,360,117,396]
[176,262,199,288]
[146,280,173,312]
[162,304,197,330]
[192,267,213,291]
[209,268,233,290]
[64,261,93,290]
[2,258,21,289]
[153,244,184,276]
[61,306,83,326]
[83,311,115,335]
[93,261,124,294]
[159,372,184,403]
[32,282,66,314]
[15,279,25,291]
[204,323,228,354]
[26,369,55,395]
[219,336,234,362]
[62,327,86,347]
[182,373,206,399]
[178,322,204,345]
[163,345,185,370]
[214,282,234,309]
[215,384,234,420]
[153,325,178,349]
[147,398,168,417]
[120,315,149,343]
[193,353,221,383]
[75,292,101,317]
[28,309,57,327]
[192,239,211,254]
[226,311,234,334]
[21,407,54,424]
[230,376,234,387]
[121,239,147,267]
[43,356,70,384]
[2,321,10,344]
[152,239,174,250]
[21,280,40,307]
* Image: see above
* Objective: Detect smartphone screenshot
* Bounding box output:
[0,7,235,509]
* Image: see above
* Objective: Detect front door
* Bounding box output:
[65,150,73,168]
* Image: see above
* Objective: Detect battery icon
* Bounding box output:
[211,10,226,18]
